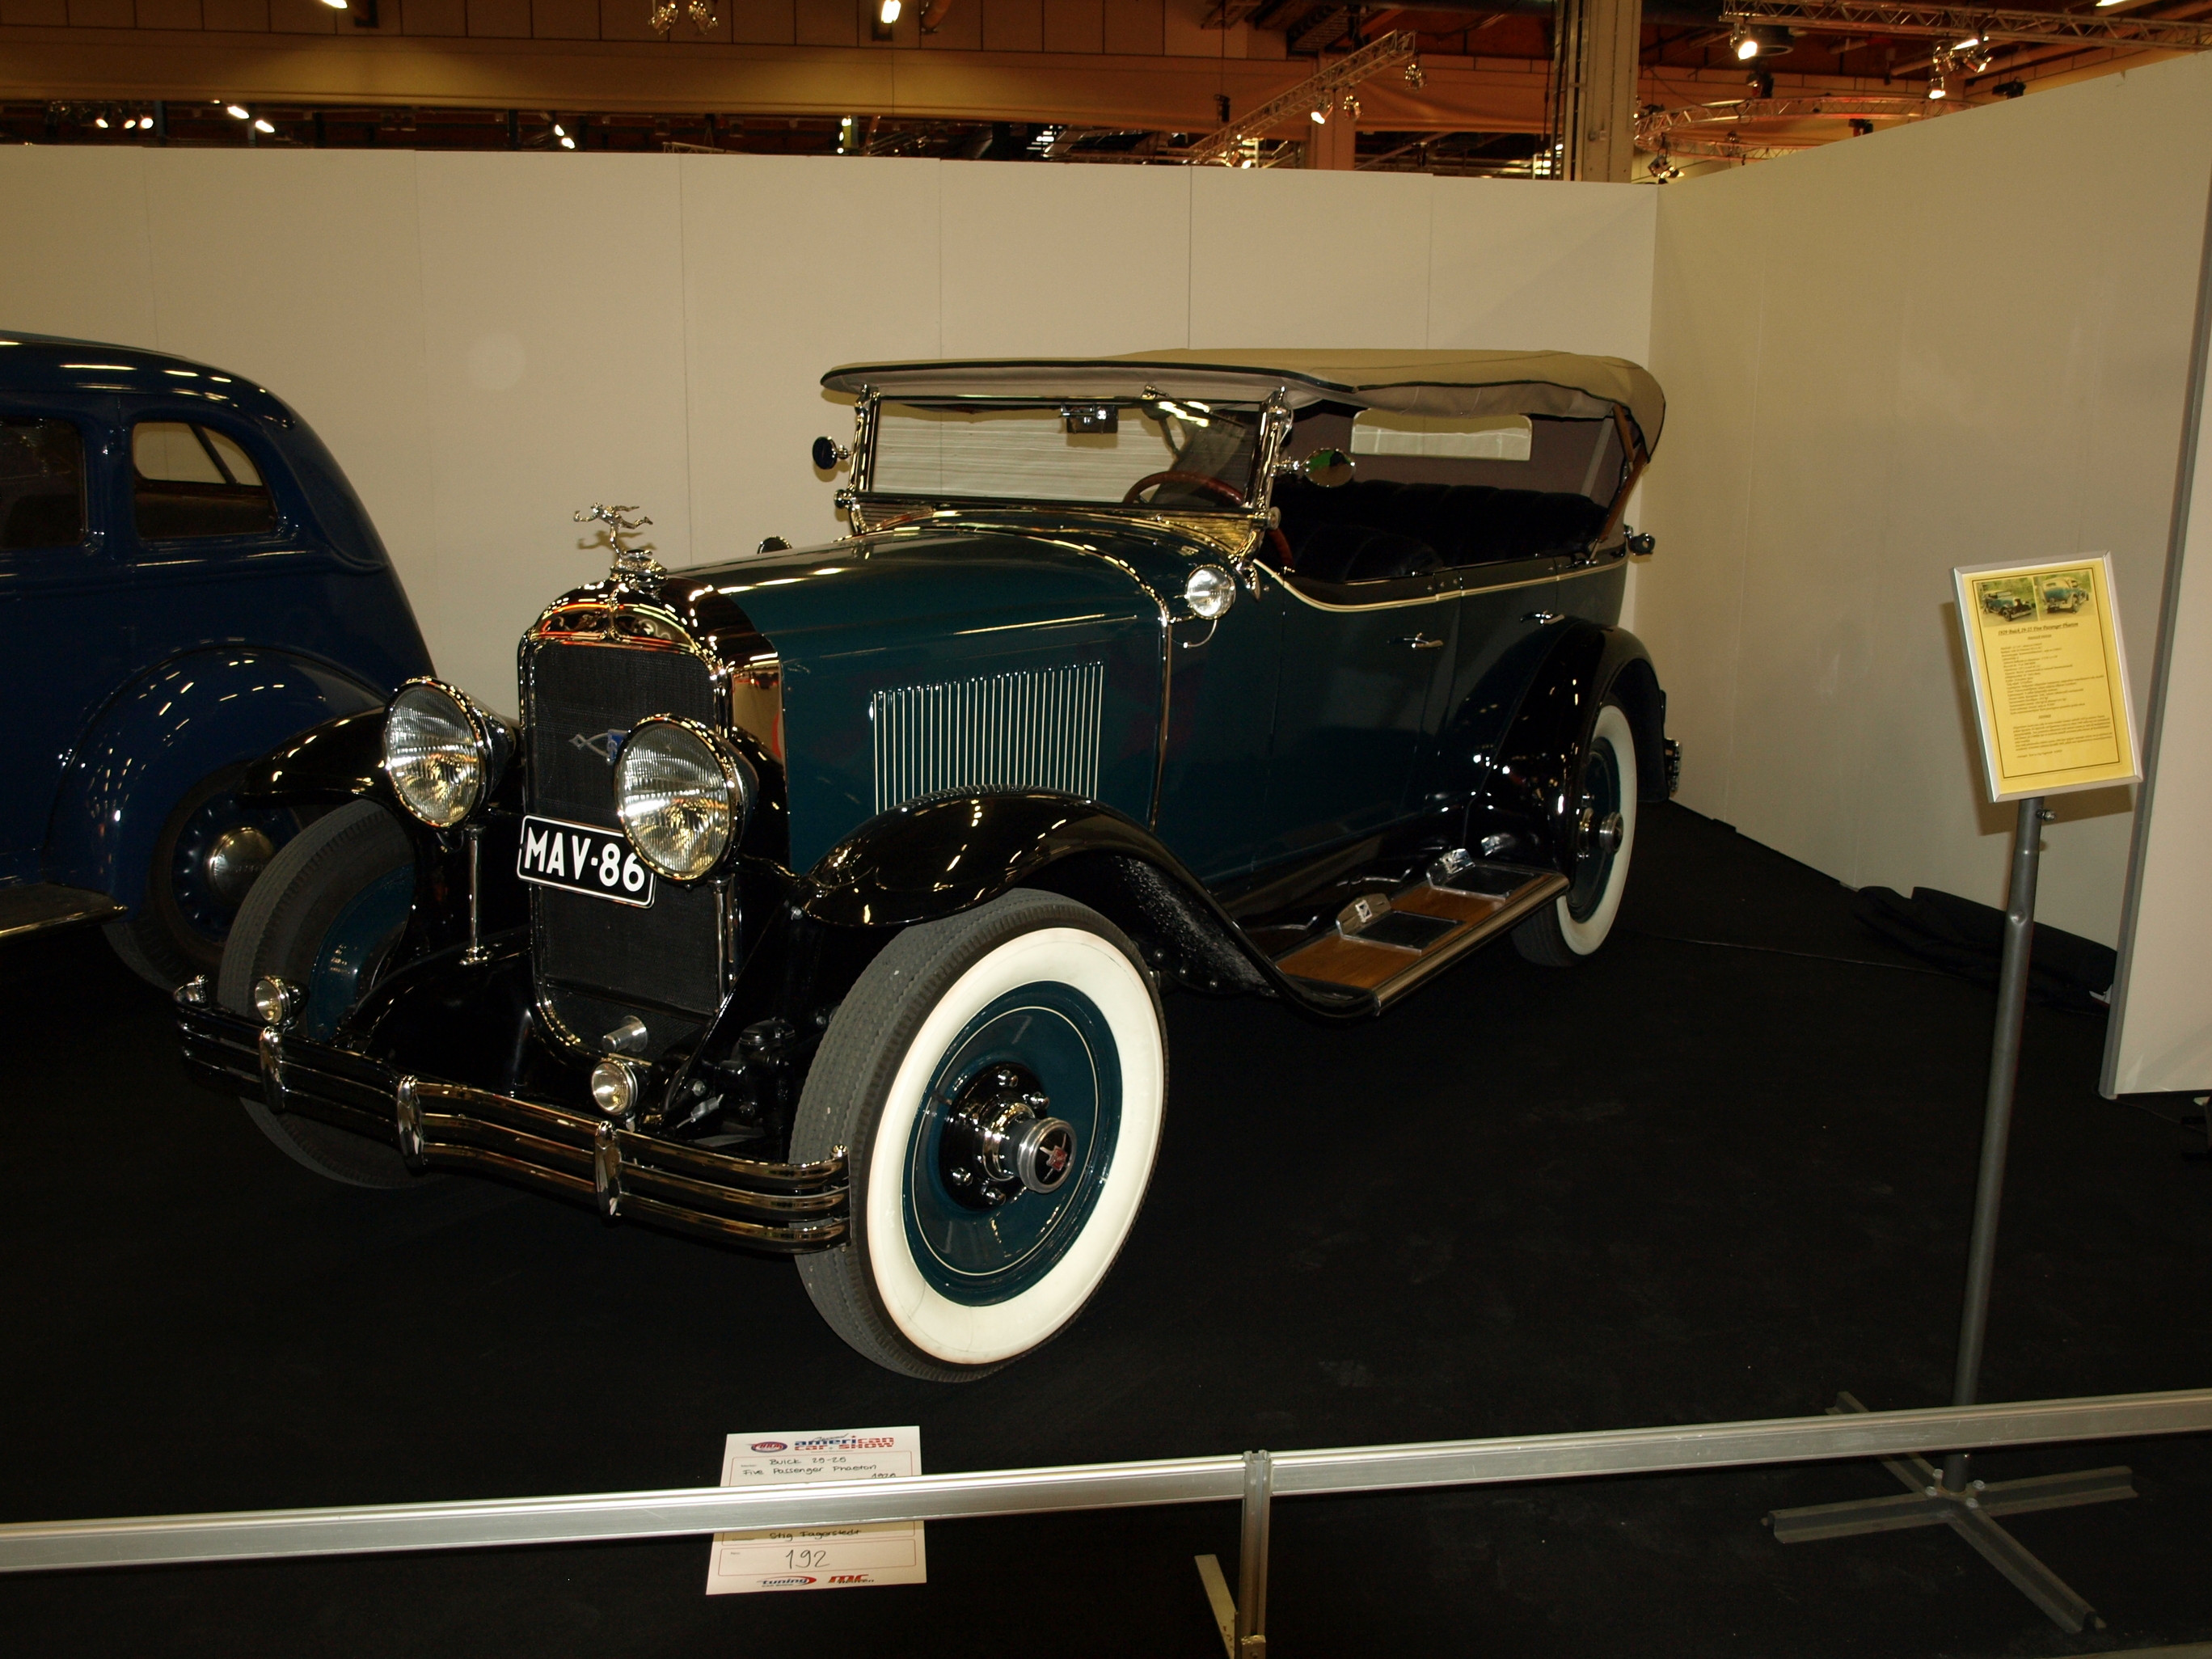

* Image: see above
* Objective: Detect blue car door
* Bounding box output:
[0,396,123,873]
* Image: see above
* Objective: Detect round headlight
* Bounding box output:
[384,680,496,828]
[614,717,750,881]
[1184,564,1235,620]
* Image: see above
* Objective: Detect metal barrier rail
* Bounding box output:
[2,1388,2208,1576]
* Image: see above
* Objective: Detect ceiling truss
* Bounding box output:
[1720,0,2212,49]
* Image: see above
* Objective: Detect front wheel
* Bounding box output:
[1513,699,1639,967]
[792,889,1167,1381]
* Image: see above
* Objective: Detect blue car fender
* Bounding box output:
[45,647,385,911]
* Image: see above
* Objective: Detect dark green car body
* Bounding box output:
[175,349,1674,1267]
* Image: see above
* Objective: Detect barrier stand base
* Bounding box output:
[1195,1450,1272,1657]
[1767,1393,2133,1632]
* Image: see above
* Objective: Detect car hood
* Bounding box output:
[676,515,1207,872]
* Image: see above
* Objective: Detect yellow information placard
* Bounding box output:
[1952,553,2140,803]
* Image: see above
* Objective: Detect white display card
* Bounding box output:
[704,1426,925,1594]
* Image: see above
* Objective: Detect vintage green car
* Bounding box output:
[175,350,1672,1379]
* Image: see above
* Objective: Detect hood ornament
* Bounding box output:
[575,504,665,580]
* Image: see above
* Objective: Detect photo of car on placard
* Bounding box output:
[2040,575,2091,614]
[0,333,431,986]
[175,348,1673,1379]
[1978,580,2039,623]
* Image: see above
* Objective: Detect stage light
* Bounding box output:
[1928,68,1949,98]
[1310,106,1328,125]
[1403,58,1425,89]
[1730,26,1758,59]
[95,116,108,128]
[253,118,274,133]
[320,0,348,8]
[879,0,901,19]
[552,122,565,136]
[560,134,576,149]
[226,104,250,120]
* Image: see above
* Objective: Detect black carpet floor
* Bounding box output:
[3,804,2208,1657]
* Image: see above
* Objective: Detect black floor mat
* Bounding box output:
[1,804,2206,1658]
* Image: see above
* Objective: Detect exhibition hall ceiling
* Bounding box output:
[0,0,2203,175]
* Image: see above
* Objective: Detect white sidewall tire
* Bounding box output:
[1554,702,1638,956]
[863,924,1163,1368]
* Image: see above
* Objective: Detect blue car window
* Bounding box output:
[133,420,278,540]
[0,418,86,550]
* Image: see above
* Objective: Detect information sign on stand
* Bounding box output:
[1952,552,2141,802]
[704,1427,925,1594]
[1763,557,2146,1633]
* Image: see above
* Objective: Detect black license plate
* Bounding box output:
[517,815,656,908]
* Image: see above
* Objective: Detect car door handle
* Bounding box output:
[1393,633,1445,651]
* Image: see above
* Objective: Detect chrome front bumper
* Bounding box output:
[174,980,846,1253]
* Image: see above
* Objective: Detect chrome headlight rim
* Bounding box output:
[382,677,509,830]
[612,714,754,883]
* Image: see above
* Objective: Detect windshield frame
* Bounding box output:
[848,389,1276,517]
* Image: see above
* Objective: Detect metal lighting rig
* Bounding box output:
[1169,28,1420,166]
[1720,1,2212,49]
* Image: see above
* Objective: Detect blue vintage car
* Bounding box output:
[0,332,431,985]
[177,349,1670,1378]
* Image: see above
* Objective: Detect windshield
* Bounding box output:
[867,398,1264,510]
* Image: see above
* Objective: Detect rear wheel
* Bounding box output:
[106,762,301,990]
[792,889,1167,1381]
[218,799,423,1189]
[1514,700,1638,967]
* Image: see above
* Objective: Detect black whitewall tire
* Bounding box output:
[1514,699,1639,967]
[792,889,1167,1381]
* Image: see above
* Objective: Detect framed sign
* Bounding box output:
[1952,553,2141,803]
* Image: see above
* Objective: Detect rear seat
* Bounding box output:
[1275,479,1609,582]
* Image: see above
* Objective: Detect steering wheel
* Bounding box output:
[1122,471,1293,571]
[1121,471,1248,509]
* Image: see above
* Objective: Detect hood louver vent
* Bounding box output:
[871,661,1105,816]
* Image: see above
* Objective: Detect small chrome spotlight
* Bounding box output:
[251,975,301,1029]
[590,1057,642,1119]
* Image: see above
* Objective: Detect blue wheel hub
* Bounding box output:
[904,981,1121,1307]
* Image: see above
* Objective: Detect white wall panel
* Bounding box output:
[1188,167,1433,348]
[938,160,1191,357]
[0,148,158,348]
[413,152,693,713]
[135,152,437,633]
[678,154,941,584]
[1640,54,2212,943]
[1425,178,1653,361]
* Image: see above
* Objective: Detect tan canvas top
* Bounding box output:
[822,348,1665,453]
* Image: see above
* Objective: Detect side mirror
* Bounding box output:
[1302,449,1354,488]
[812,436,851,472]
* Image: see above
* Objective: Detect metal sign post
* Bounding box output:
[1767,797,2136,1633]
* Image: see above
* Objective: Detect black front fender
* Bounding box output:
[236,707,392,808]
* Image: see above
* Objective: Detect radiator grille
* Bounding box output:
[526,641,723,1016]
[871,662,1105,815]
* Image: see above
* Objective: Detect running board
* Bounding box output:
[1273,863,1568,1010]
[0,884,125,943]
